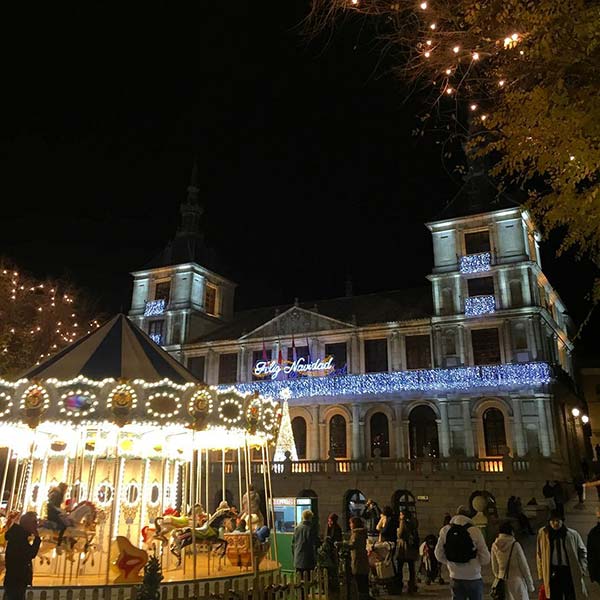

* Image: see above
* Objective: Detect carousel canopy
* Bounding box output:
[21,314,197,384]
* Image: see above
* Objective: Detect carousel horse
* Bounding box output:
[169,506,235,567]
[113,536,148,583]
[38,501,98,564]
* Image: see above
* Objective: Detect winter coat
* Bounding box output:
[3,524,41,589]
[292,520,318,570]
[491,534,534,600]
[378,515,397,543]
[396,517,419,561]
[537,526,587,600]
[327,522,343,544]
[435,514,491,581]
[346,527,370,575]
[587,523,600,583]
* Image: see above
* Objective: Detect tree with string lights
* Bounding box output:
[0,262,103,376]
[308,0,600,309]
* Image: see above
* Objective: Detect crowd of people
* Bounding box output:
[289,487,600,600]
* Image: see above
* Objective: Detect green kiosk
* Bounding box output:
[273,494,319,572]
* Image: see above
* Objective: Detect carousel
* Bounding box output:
[0,315,282,587]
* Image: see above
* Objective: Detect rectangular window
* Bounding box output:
[405,335,432,369]
[471,328,501,365]
[148,320,165,345]
[364,339,388,373]
[204,284,217,316]
[218,353,238,384]
[465,230,491,255]
[252,349,272,381]
[287,345,310,363]
[154,281,171,302]
[467,276,494,297]
[187,356,206,380]
[325,342,347,372]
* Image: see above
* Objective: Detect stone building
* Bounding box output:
[128,171,586,531]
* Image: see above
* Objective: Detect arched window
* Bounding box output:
[329,414,347,458]
[370,412,390,457]
[483,407,507,456]
[291,416,307,459]
[391,489,417,522]
[344,489,367,525]
[408,405,439,458]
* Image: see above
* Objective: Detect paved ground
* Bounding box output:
[377,496,600,600]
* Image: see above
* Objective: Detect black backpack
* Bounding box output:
[444,523,477,563]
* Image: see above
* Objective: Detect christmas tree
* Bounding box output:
[274,393,298,462]
[136,555,163,600]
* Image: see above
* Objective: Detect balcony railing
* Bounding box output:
[459,252,492,274]
[465,294,496,316]
[144,299,167,317]
[210,456,536,476]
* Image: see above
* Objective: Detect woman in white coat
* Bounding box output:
[492,521,534,600]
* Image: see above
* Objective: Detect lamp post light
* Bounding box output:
[572,407,581,418]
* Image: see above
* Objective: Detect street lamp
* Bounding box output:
[582,415,589,424]
[572,408,580,418]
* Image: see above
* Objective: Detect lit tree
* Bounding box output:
[0,261,103,377]
[274,390,298,461]
[309,0,600,309]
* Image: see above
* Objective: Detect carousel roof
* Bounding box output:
[21,314,197,384]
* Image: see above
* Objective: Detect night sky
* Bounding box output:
[1,4,598,356]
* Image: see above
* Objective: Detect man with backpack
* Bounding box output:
[435,506,490,600]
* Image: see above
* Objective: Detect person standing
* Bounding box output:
[326,512,343,544]
[4,511,41,600]
[491,521,534,600]
[292,509,319,580]
[364,499,381,536]
[587,509,600,587]
[435,505,491,600]
[543,481,556,512]
[553,482,565,519]
[536,510,587,600]
[345,517,371,600]
[581,458,590,481]
[396,510,419,594]
[377,505,397,543]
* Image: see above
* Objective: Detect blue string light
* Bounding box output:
[460,252,491,274]
[149,333,163,345]
[465,295,496,316]
[223,362,551,399]
[144,299,166,317]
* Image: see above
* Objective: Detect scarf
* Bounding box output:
[548,525,569,567]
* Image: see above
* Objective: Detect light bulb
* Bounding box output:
[511,33,519,41]
[424,51,431,58]
[572,408,580,417]
[426,40,432,45]
[499,80,505,86]
[470,104,477,111]
[453,46,460,53]
[472,52,479,60]
[420,1,427,8]
[582,415,589,424]
[569,155,575,161]
[445,68,452,75]
[481,114,487,121]
[446,87,453,94]
[430,23,436,29]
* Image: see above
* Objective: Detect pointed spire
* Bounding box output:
[176,160,204,238]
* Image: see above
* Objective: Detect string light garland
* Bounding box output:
[465,295,496,316]
[143,299,166,317]
[459,252,491,274]
[227,362,551,399]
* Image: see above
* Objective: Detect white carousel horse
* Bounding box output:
[38,501,98,564]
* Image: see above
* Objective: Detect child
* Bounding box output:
[419,534,445,585]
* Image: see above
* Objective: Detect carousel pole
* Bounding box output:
[138,458,150,547]
[16,457,31,511]
[262,442,278,563]
[196,443,202,513]
[105,432,120,586]
[237,447,242,512]
[21,441,36,511]
[0,447,12,510]
[243,436,255,575]
[221,448,226,503]
[191,434,197,582]
[205,449,209,513]
[37,456,49,514]
[8,457,20,512]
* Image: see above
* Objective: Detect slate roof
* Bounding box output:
[21,314,198,384]
[144,234,223,273]
[191,286,433,343]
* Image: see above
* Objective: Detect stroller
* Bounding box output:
[368,540,401,596]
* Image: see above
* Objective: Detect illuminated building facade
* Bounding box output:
[128,172,584,529]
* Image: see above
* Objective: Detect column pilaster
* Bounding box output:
[438,399,451,457]
[510,397,526,456]
[352,404,361,459]
[462,400,475,457]
[309,405,320,460]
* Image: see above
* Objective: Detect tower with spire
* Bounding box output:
[128,164,236,358]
